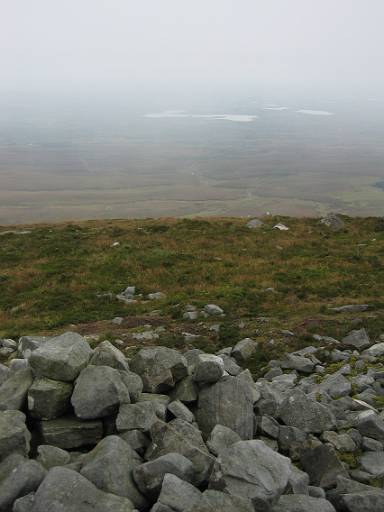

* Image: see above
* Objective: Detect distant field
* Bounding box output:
[1,217,383,367]
[1,97,384,223]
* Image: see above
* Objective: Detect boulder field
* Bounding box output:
[1,328,384,511]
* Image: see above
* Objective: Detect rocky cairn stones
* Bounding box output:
[1,325,384,511]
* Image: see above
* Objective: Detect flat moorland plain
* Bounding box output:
[1,216,384,373]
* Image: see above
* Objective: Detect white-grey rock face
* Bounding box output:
[29,332,92,381]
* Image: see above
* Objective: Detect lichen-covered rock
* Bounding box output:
[36,415,103,450]
[300,444,348,489]
[29,332,92,382]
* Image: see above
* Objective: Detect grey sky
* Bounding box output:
[1,0,384,94]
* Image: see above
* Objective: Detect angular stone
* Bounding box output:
[278,390,336,433]
[356,411,384,443]
[322,431,357,452]
[170,376,199,403]
[0,363,10,386]
[340,491,384,512]
[196,375,254,439]
[186,490,254,512]
[71,365,130,419]
[80,435,147,510]
[301,444,348,489]
[359,451,384,477]
[89,340,129,371]
[36,444,71,469]
[116,401,166,432]
[204,304,224,316]
[342,329,371,350]
[36,416,103,450]
[260,415,280,439]
[271,494,336,512]
[18,335,50,359]
[209,440,291,508]
[0,455,46,512]
[278,425,307,460]
[119,430,149,455]
[28,377,73,419]
[146,419,214,485]
[119,370,143,402]
[218,354,242,376]
[168,400,195,423]
[130,347,188,393]
[231,338,257,364]
[0,368,33,411]
[133,452,195,496]
[280,353,314,373]
[29,332,92,381]
[206,425,242,456]
[0,410,30,459]
[156,473,202,512]
[13,492,36,512]
[319,373,352,399]
[31,467,136,512]
[193,354,225,384]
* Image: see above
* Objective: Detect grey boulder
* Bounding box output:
[193,354,225,384]
[0,454,46,511]
[116,400,166,433]
[196,375,254,439]
[31,466,136,512]
[130,347,188,393]
[36,415,103,450]
[272,494,336,512]
[278,390,336,433]
[185,490,253,512]
[28,377,72,419]
[71,365,130,419]
[300,444,348,489]
[0,410,30,459]
[231,338,257,364]
[89,340,129,371]
[29,332,92,381]
[342,328,371,350]
[209,440,292,508]
[80,435,147,510]
[146,419,214,485]
[155,473,202,512]
[0,368,33,411]
[206,424,241,456]
[36,444,70,469]
[133,452,195,497]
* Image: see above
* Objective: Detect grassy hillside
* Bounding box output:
[1,216,384,371]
